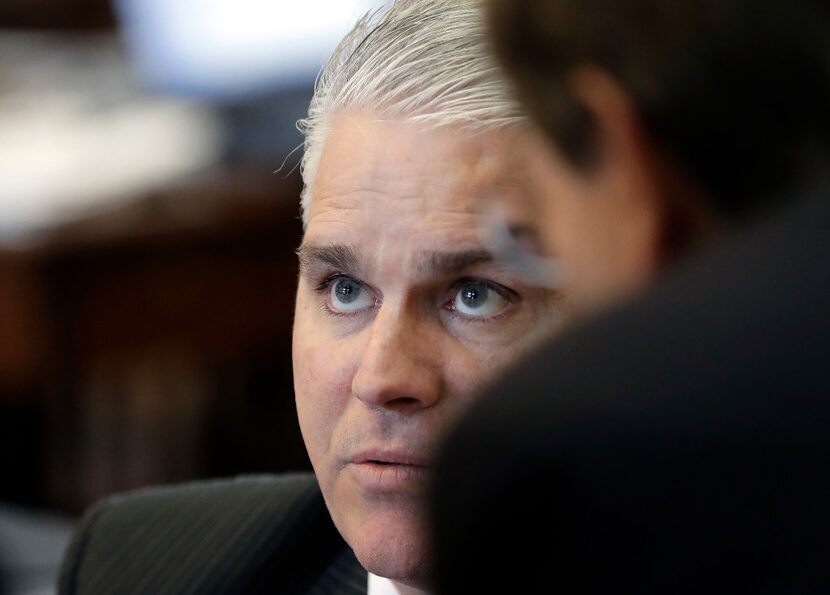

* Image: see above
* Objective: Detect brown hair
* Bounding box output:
[488,0,830,217]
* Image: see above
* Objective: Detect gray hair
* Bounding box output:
[297,0,525,226]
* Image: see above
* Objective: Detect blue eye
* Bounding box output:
[452,280,509,318]
[329,276,375,313]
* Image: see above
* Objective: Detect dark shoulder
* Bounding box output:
[58,473,344,595]
[81,473,318,520]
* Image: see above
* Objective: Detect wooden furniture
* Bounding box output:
[0,169,309,513]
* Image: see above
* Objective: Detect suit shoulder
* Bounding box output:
[97,472,318,512]
[58,473,328,595]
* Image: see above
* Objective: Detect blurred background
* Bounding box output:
[0,0,386,592]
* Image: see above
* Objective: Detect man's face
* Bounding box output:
[293,111,560,586]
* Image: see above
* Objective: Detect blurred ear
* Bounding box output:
[567,66,669,279]
[568,66,716,275]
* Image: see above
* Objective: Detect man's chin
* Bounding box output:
[346,514,431,588]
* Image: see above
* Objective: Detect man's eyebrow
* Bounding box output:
[297,244,360,273]
[417,249,495,276]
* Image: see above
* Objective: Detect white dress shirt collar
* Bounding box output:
[367,573,431,595]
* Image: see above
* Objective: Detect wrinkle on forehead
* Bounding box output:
[313,164,479,221]
[309,111,528,215]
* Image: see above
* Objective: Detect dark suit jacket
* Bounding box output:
[432,186,830,593]
[59,474,367,595]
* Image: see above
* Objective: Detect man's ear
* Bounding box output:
[567,66,671,279]
[568,66,715,274]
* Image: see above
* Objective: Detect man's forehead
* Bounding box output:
[307,164,530,240]
[310,112,531,216]
[312,155,487,216]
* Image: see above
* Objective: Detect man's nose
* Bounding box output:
[351,307,442,412]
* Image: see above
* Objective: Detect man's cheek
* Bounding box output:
[295,342,358,443]
[299,339,356,391]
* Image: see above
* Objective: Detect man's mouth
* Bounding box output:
[352,449,429,467]
[348,449,431,491]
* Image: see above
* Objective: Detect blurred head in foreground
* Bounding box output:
[292,0,562,589]
[488,0,830,313]
[429,0,830,592]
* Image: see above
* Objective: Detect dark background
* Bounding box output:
[0,0,315,518]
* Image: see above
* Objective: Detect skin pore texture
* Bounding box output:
[292,110,562,589]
